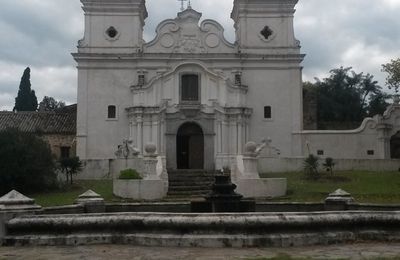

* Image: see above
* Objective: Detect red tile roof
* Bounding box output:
[0,105,76,134]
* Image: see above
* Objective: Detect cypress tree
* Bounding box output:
[14,67,38,112]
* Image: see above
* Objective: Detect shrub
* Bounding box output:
[303,154,320,179]
[323,157,335,175]
[119,169,142,180]
[0,128,57,195]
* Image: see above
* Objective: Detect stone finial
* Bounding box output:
[325,189,354,204]
[76,190,104,203]
[75,190,105,213]
[245,141,257,154]
[245,139,270,157]
[0,190,41,211]
[144,143,157,156]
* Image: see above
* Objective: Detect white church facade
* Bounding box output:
[74,0,303,171]
[74,0,400,186]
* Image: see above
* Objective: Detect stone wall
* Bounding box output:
[42,134,76,159]
[258,157,400,173]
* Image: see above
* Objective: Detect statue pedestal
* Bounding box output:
[233,155,287,198]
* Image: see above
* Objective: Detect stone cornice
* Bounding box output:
[231,0,298,21]
[72,52,305,63]
[81,0,148,20]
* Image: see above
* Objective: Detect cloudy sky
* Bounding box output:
[0,0,400,111]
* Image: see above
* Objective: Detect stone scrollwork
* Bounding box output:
[115,139,140,159]
[245,138,280,157]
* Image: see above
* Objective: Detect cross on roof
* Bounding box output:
[178,0,187,11]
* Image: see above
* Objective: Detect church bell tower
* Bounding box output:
[231,0,300,54]
[79,0,148,53]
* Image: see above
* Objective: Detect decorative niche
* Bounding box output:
[105,26,120,41]
[259,26,276,43]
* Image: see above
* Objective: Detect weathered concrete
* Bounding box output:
[235,178,287,198]
[4,211,400,247]
[113,179,166,200]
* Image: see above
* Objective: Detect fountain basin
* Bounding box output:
[4,211,400,247]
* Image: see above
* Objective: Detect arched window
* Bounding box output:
[108,105,116,119]
[181,74,199,102]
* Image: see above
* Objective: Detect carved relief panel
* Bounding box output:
[144,8,235,54]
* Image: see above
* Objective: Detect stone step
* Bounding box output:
[167,170,215,196]
[168,173,215,178]
[168,181,213,187]
[168,179,214,183]
[168,186,212,192]
[167,190,210,197]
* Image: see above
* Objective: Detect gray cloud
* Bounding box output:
[0,0,400,110]
[296,0,400,83]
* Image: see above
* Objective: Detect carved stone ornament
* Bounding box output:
[205,33,220,48]
[115,139,140,158]
[144,6,234,54]
[174,35,205,53]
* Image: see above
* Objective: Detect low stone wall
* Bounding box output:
[235,178,287,198]
[113,179,166,200]
[4,211,400,247]
[42,205,85,215]
[259,157,400,173]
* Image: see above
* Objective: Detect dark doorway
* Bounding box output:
[391,131,400,159]
[177,122,204,169]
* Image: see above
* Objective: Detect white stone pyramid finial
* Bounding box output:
[78,190,102,199]
[0,190,35,205]
[0,190,41,210]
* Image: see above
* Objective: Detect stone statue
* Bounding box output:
[245,137,280,157]
[115,139,140,159]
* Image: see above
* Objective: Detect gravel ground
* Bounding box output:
[1,242,400,259]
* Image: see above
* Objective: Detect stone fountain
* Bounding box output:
[191,173,255,212]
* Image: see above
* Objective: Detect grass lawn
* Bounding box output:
[27,171,400,207]
[261,171,400,204]
[30,180,115,207]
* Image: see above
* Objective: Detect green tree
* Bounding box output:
[14,67,38,112]
[382,58,400,93]
[38,96,66,111]
[59,156,82,185]
[0,128,57,195]
[306,67,389,129]
[367,92,390,117]
[316,67,364,124]
[358,73,381,118]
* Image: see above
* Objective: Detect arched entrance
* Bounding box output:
[177,122,204,169]
[390,131,400,159]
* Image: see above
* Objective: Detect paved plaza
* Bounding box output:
[1,243,400,259]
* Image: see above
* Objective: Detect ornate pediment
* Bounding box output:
[144,7,235,54]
